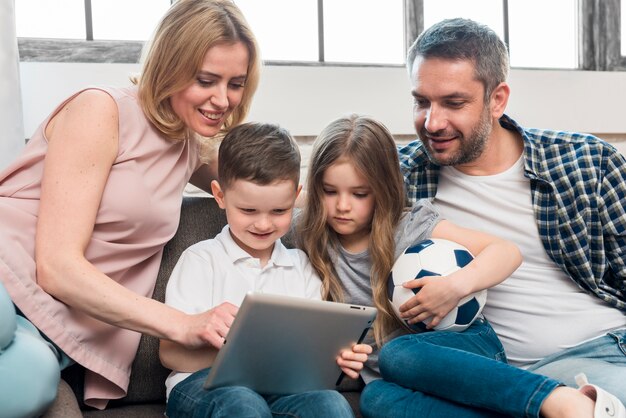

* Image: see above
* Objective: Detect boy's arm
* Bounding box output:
[159,340,219,372]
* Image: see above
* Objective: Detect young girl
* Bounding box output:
[298,114,622,418]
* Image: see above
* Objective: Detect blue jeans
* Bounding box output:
[166,367,355,418]
[0,282,72,418]
[360,319,560,418]
[527,328,626,405]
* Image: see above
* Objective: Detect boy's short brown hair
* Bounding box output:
[217,122,300,190]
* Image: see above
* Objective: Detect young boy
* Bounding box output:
[160,122,370,418]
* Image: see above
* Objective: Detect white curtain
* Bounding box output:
[0,0,24,170]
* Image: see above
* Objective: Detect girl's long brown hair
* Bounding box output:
[298,114,407,345]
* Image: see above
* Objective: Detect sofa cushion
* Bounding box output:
[42,379,82,418]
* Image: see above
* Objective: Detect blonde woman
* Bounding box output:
[0,0,260,415]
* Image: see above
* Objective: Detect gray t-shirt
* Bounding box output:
[329,199,440,382]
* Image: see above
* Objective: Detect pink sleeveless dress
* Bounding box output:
[0,86,203,409]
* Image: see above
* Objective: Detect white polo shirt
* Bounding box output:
[164,225,322,396]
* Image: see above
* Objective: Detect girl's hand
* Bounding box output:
[183,302,238,349]
[399,275,466,329]
[336,343,372,379]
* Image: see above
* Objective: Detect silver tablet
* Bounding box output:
[203,292,376,395]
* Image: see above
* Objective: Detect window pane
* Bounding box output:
[324,0,404,64]
[91,0,170,41]
[423,0,504,40]
[508,0,577,69]
[235,0,318,62]
[16,0,85,39]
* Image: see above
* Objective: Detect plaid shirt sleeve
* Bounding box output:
[521,124,626,310]
[598,148,626,301]
[398,141,439,202]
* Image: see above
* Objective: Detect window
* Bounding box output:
[421,0,578,69]
[14,0,626,70]
[17,0,405,65]
[234,0,319,62]
[16,0,85,39]
[91,0,170,41]
[16,0,169,41]
[235,0,405,65]
[323,0,404,64]
[424,0,504,38]
[508,0,578,69]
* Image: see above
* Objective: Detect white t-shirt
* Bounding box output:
[164,225,322,396]
[434,157,626,367]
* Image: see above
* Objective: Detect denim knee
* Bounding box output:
[360,380,389,418]
[265,389,353,418]
[168,385,271,418]
[379,334,430,379]
[214,387,270,418]
[308,390,353,417]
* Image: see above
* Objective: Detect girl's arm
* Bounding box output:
[399,219,522,328]
[35,90,225,348]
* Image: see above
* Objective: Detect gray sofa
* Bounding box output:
[45,196,363,417]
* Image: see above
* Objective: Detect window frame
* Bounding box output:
[17,0,404,67]
[405,0,625,71]
[17,0,626,71]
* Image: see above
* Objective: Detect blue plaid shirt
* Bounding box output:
[399,114,626,311]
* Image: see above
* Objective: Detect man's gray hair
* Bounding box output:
[407,18,509,100]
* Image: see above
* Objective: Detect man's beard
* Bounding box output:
[419,107,492,166]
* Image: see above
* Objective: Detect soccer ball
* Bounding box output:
[387,238,487,332]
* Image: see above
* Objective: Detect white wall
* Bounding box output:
[19,62,626,140]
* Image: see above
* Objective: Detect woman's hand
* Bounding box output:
[159,302,237,372]
[336,343,372,379]
[182,302,239,349]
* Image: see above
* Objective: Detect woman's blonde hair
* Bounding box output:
[298,114,407,345]
[133,0,261,142]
